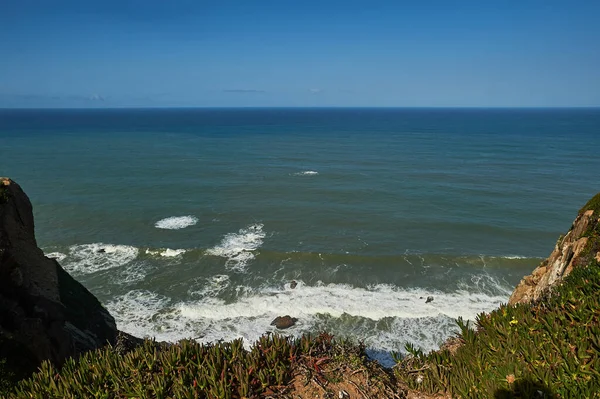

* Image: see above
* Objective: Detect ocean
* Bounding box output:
[1,107,598,365]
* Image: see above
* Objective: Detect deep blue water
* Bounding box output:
[1,107,598,364]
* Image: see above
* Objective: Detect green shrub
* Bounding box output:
[4,332,359,398]
[580,193,600,215]
[395,259,600,398]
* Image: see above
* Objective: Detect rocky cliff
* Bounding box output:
[0,178,118,378]
[509,193,600,305]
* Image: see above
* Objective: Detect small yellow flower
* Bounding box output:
[509,318,518,325]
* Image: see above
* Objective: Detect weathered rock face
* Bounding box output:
[509,193,600,305]
[0,178,117,377]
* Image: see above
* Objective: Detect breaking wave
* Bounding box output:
[155,216,198,230]
[107,274,511,367]
[60,243,139,275]
[205,224,266,272]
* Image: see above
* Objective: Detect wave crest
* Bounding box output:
[206,224,265,272]
[155,216,198,230]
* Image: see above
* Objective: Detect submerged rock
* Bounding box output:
[425,296,434,303]
[270,315,298,329]
[0,178,118,378]
[290,280,297,289]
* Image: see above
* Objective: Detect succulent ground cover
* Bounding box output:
[395,251,600,398]
[3,332,402,399]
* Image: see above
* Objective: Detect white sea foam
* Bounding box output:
[155,216,198,230]
[294,170,319,176]
[179,280,506,322]
[61,243,139,274]
[105,290,184,341]
[110,275,511,367]
[145,248,187,257]
[117,262,150,285]
[205,224,265,272]
[189,274,231,299]
[45,252,67,262]
[495,255,529,260]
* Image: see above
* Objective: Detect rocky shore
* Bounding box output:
[0,178,118,379]
[1,177,599,398]
[509,200,600,305]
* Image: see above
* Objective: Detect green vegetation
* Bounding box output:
[579,203,600,273]
[6,335,294,398]
[2,332,380,399]
[580,193,600,215]
[395,257,600,398]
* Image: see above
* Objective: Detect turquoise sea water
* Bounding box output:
[1,108,598,365]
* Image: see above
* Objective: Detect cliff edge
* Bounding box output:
[0,178,118,378]
[509,192,600,305]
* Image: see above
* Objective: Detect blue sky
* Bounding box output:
[1,0,599,107]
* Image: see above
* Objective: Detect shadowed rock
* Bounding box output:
[0,178,118,378]
[270,315,298,329]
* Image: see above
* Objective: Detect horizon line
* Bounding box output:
[2,106,600,111]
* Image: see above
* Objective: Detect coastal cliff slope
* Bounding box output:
[0,178,118,378]
[396,192,600,398]
[510,193,600,305]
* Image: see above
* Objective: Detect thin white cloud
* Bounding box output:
[87,94,105,101]
[223,89,266,93]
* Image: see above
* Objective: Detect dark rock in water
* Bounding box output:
[425,296,434,303]
[270,315,298,329]
[0,178,118,378]
[97,248,106,253]
[290,280,297,289]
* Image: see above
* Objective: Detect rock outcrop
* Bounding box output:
[270,315,298,329]
[509,193,600,305]
[0,178,118,377]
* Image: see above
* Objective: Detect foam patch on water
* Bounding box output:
[205,224,265,272]
[105,290,184,341]
[110,274,511,366]
[61,243,139,274]
[189,275,231,299]
[179,280,506,322]
[364,316,460,367]
[146,248,187,257]
[155,216,198,230]
[494,255,530,260]
[117,262,150,285]
[45,252,67,262]
[294,170,319,176]
[457,274,513,297]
